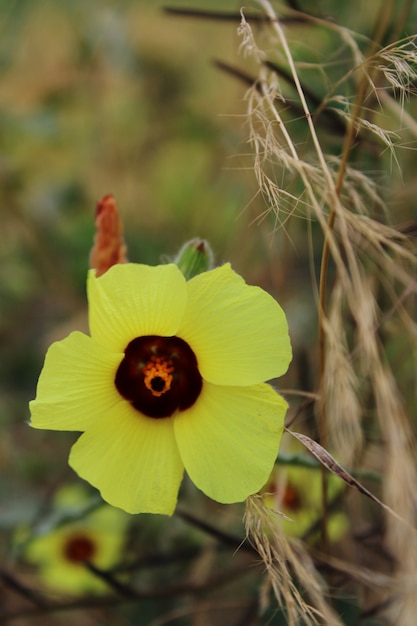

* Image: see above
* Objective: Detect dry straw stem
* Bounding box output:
[241,0,417,451]
[245,496,343,625]
[240,1,417,623]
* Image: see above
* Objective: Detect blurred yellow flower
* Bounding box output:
[30,263,292,514]
[24,485,128,595]
[264,461,348,541]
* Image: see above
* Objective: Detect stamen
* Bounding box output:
[115,335,203,418]
[143,356,174,397]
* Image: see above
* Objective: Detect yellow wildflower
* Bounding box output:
[30,263,292,514]
[264,461,348,541]
[24,485,128,594]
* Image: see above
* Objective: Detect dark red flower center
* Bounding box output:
[63,533,96,563]
[283,482,302,511]
[115,335,203,418]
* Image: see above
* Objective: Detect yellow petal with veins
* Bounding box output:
[88,263,187,352]
[30,331,122,431]
[174,381,287,503]
[178,264,292,386]
[70,401,184,514]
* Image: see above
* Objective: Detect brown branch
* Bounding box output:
[163,7,309,24]
[213,59,308,121]
[110,546,201,574]
[0,564,255,624]
[175,507,257,555]
[263,59,348,136]
[0,568,46,608]
[84,562,137,598]
[214,58,383,152]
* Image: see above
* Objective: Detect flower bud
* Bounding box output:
[174,238,214,280]
[89,194,127,277]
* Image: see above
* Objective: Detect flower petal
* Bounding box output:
[30,332,122,431]
[37,558,107,594]
[177,264,292,386]
[89,518,129,568]
[174,382,287,503]
[88,263,187,352]
[69,402,184,514]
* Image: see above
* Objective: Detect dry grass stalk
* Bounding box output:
[239,2,417,623]
[245,496,344,625]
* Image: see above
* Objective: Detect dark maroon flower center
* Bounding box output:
[63,533,96,563]
[115,335,203,418]
[283,482,302,512]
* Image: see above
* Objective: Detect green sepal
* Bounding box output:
[174,238,214,280]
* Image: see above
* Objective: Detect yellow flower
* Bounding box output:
[264,463,348,541]
[30,263,292,515]
[24,485,128,594]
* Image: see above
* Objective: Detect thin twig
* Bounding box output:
[0,568,47,608]
[84,562,137,598]
[175,507,257,555]
[0,564,255,624]
[163,7,309,24]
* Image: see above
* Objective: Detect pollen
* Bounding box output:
[143,356,174,397]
